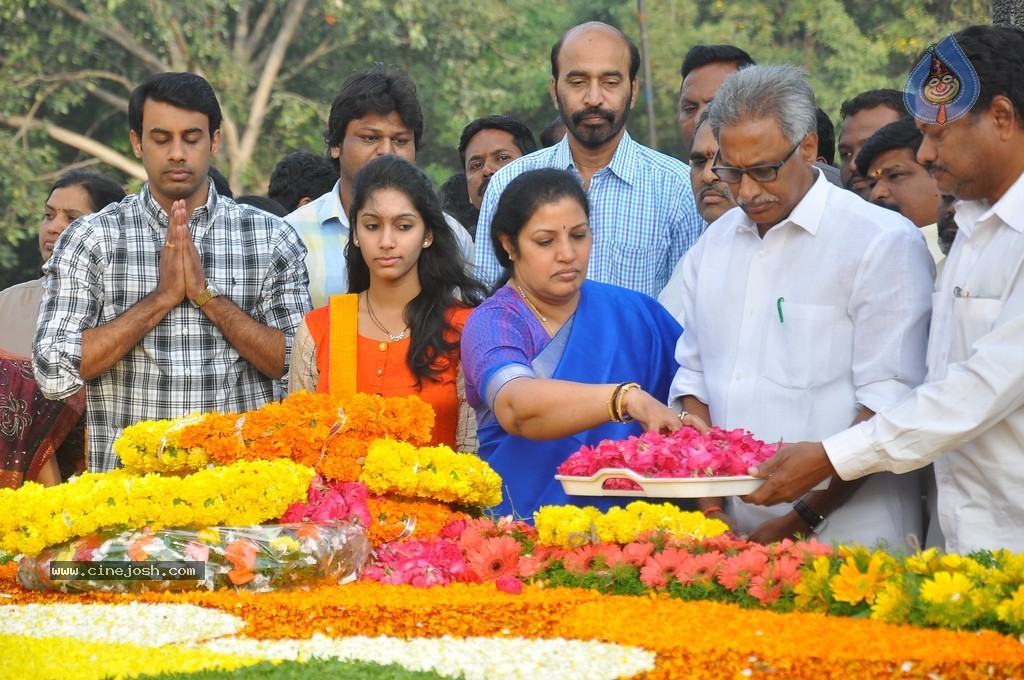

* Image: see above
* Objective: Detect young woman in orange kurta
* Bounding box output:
[288,156,486,449]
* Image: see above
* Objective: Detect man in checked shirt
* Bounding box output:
[34,72,312,472]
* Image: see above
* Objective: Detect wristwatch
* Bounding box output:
[191,282,221,308]
[793,499,828,534]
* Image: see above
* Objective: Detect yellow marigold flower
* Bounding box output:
[794,555,834,612]
[995,585,1024,628]
[534,501,726,548]
[869,577,912,624]
[269,536,301,553]
[920,571,974,606]
[360,440,502,507]
[905,547,940,575]
[830,551,889,606]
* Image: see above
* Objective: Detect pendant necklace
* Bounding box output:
[364,292,409,342]
[515,282,554,336]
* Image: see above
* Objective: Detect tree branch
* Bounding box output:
[88,86,130,113]
[232,0,309,188]
[0,114,146,181]
[47,0,170,74]
[244,1,278,62]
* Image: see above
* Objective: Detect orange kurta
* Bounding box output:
[304,303,472,448]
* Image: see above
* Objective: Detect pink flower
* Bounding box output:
[622,541,655,567]
[562,545,600,575]
[717,548,769,592]
[466,535,521,581]
[559,427,777,480]
[183,540,210,563]
[674,551,722,585]
[496,575,524,594]
[639,548,686,589]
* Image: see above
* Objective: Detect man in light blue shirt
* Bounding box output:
[474,22,703,298]
[286,65,473,309]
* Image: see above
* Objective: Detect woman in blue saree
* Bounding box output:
[461,168,708,519]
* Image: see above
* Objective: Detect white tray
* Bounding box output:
[556,468,826,498]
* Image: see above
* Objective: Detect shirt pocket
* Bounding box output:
[951,296,1002,357]
[763,302,841,389]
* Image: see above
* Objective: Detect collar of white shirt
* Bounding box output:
[735,167,830,237]
[954,170,1024,238]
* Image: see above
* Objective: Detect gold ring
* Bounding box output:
[166,243,175,249]
[678,410,688,421]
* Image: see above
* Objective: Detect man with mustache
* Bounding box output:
[473,22,703,298]
[668,64,935,547]
[459,115,537,213]
[659,111,736,317]
[856,117,944,263]
[34,72,312,471]
[747,26,1024,554]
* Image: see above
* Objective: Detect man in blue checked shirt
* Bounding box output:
[474,22,704,298]
[34,72,312,472]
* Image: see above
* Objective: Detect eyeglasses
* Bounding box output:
[711,139,803,184]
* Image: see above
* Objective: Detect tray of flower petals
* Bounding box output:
[556,427,823,498]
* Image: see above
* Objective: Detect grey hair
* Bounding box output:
[707,64,816,145]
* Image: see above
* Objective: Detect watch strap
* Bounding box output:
[793,499,827,533]
[193,285,219,308]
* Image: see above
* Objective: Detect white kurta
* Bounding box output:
[669,171,936,548]
[826,171,1024,553]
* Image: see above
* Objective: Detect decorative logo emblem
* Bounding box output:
[904,33,979,125]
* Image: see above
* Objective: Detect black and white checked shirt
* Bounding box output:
[34,183,312,472]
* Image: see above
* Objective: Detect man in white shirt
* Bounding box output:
[746,25,1024,554]
[668,64,935,548]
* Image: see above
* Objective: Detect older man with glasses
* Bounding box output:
[666,64,936,548]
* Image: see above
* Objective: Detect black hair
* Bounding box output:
[324,64,423,174]
[268,151,338,212]
[539,116,566,148]
[550,22,641,82]
[854,117,923,177]
[207,166,232,198]
[49,169,126,212]
[679,44,755,79]
[437,173,479,239]
[235,194,288,217]
[815,108,836,165]
[952,25,1024,125]
[490,168,590,291]
[458,115,537,167]
[839,88,907,120]
[346,156,487,384]
[128,72,222,135]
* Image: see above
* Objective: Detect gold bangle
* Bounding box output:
[606,384,621,423]
[614,382,641,423]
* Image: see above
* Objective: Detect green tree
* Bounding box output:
[0,0,571,285]
[608,0,990,158]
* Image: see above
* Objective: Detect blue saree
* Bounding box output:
[462,280,682,519]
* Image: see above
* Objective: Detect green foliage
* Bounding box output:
[138,657,455,679]
[0,0,995,284]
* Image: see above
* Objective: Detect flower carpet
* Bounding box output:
[3,562,1024,679]
[3,392,1024,678]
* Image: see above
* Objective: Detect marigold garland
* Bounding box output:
[113,392,434,482]
[0,460,314,556]
[365,496,469,545]
[533,501,729,547]
[360,440,502,508]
